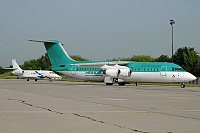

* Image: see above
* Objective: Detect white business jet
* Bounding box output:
[5,59,60,81]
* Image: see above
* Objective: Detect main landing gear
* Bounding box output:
[26,78,38,81]
[104,77,128,86]
[106,83,113,85]
[118,82,126,86]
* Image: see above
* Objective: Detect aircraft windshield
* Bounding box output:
[49,72,55,74]
[172,67,185,71]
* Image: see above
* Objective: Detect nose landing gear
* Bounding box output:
[181,83,185,88]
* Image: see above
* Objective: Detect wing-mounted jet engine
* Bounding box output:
[105,68,120,78]
[101,64,132,85]
[114,64,132,77]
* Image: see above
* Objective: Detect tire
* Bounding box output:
[106,83,113,86]
[118,82,125,86]
[181,84,185,88]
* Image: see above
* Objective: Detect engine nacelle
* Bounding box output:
[105,69,120,78]
[12,69,23,75]
[119,68,132,77]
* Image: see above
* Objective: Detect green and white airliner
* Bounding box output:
[29,40,196,88]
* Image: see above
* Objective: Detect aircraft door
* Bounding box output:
[71,66,76,75]
[160,66,167,76]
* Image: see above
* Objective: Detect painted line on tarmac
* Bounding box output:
[0,109,200,113]
[102,98,127,101]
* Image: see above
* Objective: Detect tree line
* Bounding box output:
[0,47,200,77]
[112,47,200,77]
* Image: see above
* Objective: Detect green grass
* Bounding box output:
[0,72,14,79]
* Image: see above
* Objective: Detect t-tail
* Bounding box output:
[12,59,21,70]
[11,59,23,75]
[29,40,77,70]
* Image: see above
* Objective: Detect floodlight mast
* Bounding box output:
[170,19,175,62]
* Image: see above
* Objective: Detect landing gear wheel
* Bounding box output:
[118,82,125,86]
[106,83,113,86]
[181,83,185,88]
[27,79,29,81]
[35,78,38,81]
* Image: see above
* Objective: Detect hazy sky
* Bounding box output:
[0,0,200,67]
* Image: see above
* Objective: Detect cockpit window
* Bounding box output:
[49,72,55,74]
[172,67,185,71]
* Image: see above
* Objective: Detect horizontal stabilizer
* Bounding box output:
[28,40,57,44]
[3,67,16,70]
[4,59,21,70]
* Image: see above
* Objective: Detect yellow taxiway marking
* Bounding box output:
[0,110,200,113]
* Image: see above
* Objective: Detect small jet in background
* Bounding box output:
[5,59,60,81]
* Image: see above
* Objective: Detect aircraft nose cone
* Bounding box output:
[190,74,197,81]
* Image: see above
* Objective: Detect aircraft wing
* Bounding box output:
[72,61,129,70]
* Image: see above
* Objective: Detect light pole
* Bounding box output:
[170,19,175,61]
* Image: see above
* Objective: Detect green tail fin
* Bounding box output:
[29,40,76,69]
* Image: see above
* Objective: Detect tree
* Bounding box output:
[111,57,131,61]
[19,54,88,70]
[156,55,171,62]
[70,55,88,61]
[111,55,156,62]
[196,57,200,76]
[37,53,51,70]
[183,50,200,77]
[130,55,156,62]
[173,47,199,76]
[0,66,4,74]
[173,47,195,66]
[21,59,39,70]
[0,66,10,75]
